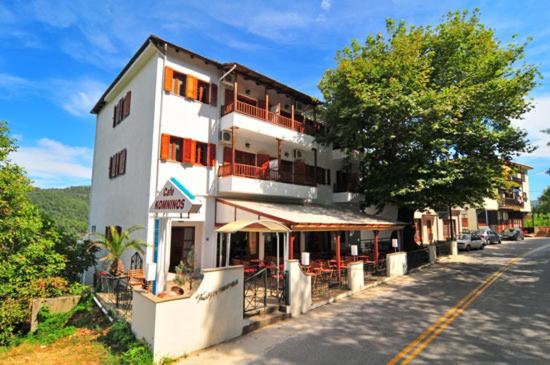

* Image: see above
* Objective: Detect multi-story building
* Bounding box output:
[476,162,532,232]
[413,162,532,243]
[88,35,401,293]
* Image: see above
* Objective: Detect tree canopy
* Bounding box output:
[319,10,538,215]
[535,186,550,214]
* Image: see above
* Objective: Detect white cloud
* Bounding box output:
[53,78,106,117]
[321,0,331,11]
[0,72,105,117]
[512,96,550,158]
[11,138,92,188]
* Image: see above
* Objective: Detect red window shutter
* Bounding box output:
[182,138,193,163]
[119,149,127,175]
[164,67,174,93]
[223,147,232,163]
[160,134,170,161]
[207,143,216,167]
[124,91,131,118]
[109,156,113,178]
[186,75,198,99]
[210,83,218,106]
[117,99,123,124]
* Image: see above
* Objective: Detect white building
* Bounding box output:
[88,35,401,293]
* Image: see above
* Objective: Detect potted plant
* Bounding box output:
[92,225,147,277]
[174,251,195,293]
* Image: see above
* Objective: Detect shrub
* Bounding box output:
[29,307,76,344]
[0,299,27,346]
[103,320,153,365]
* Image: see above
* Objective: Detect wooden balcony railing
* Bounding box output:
[218,162,317,187]
[221,101,322,136]
[499,197,524,209]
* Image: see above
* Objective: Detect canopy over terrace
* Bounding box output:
[216,199,406,272]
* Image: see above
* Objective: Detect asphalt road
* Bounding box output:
[182,238,550,365]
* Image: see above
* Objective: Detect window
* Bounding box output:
[197,80,210,103]
[163,67,217,106]
[195,142,208,166]
[105,225,122,241]
[169,136,183,161]
[113,91,131,127]
[109,149,127,179]
[160,133,215,166]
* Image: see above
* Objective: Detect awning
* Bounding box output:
[217,220,291,233]
[217,198,405,231]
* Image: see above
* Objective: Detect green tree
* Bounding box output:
[92,225,146,276]
[535,186,550,213]
[319,10,538,248]
[0,121,67,344]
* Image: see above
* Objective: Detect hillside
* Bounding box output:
[28,186,90,236]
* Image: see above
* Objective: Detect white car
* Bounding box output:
[457,233,484,251]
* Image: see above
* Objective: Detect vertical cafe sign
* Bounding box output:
[150,177,202,214]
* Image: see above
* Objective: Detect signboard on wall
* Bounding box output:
[150,177,202,215]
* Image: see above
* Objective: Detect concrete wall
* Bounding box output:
[30,295,81,332]
[387,252,407,277]
[132,266,244,361]
[347,262,364,292]
[287,260,312,316]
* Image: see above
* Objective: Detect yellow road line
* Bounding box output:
[388,244,550,365]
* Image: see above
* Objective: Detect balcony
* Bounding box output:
[221,101,323,146]
[332,173,362,203]
[499,197,524,210]
[217,162,318,199]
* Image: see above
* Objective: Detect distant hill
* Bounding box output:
[28,186,90,236]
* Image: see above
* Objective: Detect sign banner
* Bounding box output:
[150,177,202,215]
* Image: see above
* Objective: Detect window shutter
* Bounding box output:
[119,149,127,175]
[183,138,196,163]
[113,105,118,127]
[164,67,174,93]
[160,134,170,161]
[210,83,218,106]
[208,143,216,167]
[124,91,131,118]
[117,99,123,124]
[186,75,198,99]
[109,156,113,178]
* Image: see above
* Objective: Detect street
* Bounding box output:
[182,238,550,365]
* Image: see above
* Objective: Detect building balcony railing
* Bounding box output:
[510,176,523,183]
[221,101,323,136]
[218,162,317,187]
[499,197,524,209]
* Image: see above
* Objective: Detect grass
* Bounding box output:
[0,296,154,365]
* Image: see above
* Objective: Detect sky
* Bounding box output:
[0,0,549,199]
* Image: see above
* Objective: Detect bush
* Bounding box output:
[0,299,27,346]
[103,320,153,365]
[29,307,76,344]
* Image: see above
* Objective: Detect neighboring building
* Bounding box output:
[88,35,401,292]
[476,162,532,232]
[413,162,533,243]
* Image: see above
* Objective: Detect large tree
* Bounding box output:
[319,10,538,249]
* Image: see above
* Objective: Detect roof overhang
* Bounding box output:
[217,220,291,233]
[216,198,405,232]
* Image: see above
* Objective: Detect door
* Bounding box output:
[169,227,195,272]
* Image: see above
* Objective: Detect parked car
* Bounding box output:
[500,228,524,241]
[475,228,501,245]
[457,233,484,251]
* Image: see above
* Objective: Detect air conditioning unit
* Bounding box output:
[293,149,303,160]
[219,130,232,144]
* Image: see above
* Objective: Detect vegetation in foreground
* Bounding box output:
[0,294,155,365]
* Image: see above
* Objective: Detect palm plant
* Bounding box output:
[93,225,147,276]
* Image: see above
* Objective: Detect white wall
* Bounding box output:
[89,49,161,271]
[132,266,244,362]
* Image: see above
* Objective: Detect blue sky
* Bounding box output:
[0,0,549,199]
